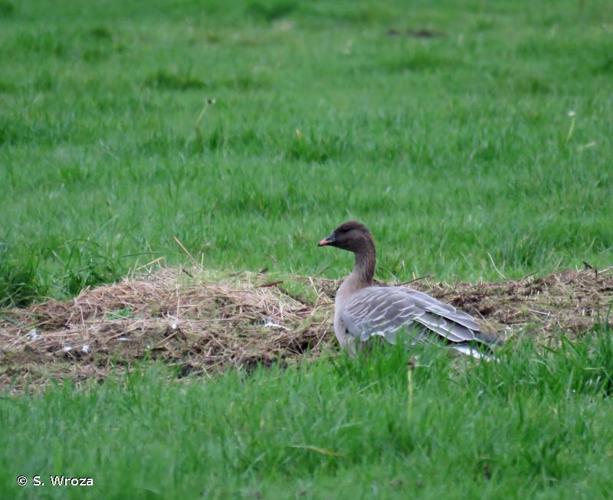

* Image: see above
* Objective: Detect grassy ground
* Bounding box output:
[1,332,611,499]
[1,0,611,306]
[1,1,612,498]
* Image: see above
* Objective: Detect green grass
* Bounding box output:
[1,0,611,306]
[1,2,612,498]
[1,330,611,499]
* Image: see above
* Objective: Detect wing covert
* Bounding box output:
[341,287,421,342]
[340,286,484,345]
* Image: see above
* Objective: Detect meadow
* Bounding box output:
[0,0,611,305]
[1,335,612,499]
[0,0,612,498]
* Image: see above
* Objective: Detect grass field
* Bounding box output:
[1,0,611,306]
[1,333,612,499]
[1,0,612,498]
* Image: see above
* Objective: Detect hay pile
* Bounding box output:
[0,267,611,390]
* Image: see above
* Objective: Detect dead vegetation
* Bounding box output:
[0,266,611,391]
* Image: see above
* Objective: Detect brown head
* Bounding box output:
[318,221,377,284]
[318,221,374,253]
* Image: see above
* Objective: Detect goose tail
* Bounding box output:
[450,342,497,362]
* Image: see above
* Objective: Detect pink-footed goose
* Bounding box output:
[318,221,498,358]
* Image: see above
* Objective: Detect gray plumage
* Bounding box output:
[341,286,493,357]
[318,220,499,358]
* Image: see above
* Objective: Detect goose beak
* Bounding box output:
[318,234,335,247]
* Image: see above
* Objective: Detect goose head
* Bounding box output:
[318,220,374,254]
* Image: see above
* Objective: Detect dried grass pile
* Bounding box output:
[421,268,612,339]
[0,266,611,390]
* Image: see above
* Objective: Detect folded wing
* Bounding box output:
[341,286,489,346]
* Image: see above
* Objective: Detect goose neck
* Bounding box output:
[353,241,375,287]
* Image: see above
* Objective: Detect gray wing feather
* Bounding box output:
[407,290,481,331]
[413,312,475,343]
[342,288,420,343]
[341,286,485,345]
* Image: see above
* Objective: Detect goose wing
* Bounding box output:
[341,286,484,345]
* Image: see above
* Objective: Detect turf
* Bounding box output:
[1,0,611,306]
[1,331,611,499]
[1,1,612,498]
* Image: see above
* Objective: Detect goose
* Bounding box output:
[318,220,499,358]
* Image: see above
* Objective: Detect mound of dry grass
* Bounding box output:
[0,266,611,391]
